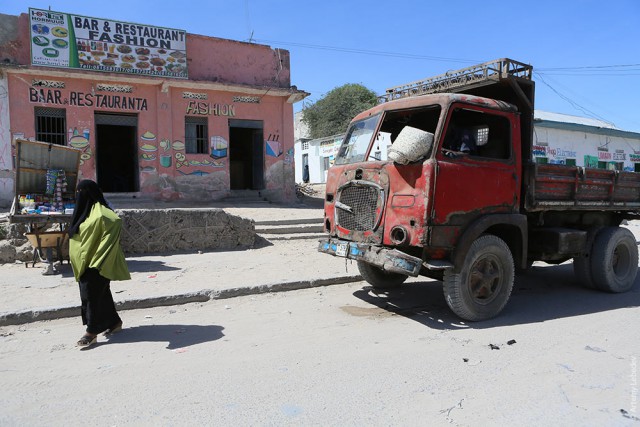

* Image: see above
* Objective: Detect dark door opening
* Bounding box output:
[229,120,264,190]
[95,113,139,192]
[302,153,309,183]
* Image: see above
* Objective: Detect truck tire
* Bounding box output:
[590,227,638,293]
[443,235,514,321]
[573,256,595,289]
[357,260,408,289]
[572,227,601,289]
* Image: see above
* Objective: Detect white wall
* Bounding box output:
[534,125,640,171]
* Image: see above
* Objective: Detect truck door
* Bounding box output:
[431,107,518,229]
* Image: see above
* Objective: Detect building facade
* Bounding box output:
[0,9,307,207]
[532,111,640,171]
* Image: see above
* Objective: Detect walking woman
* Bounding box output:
[68,180,130,348]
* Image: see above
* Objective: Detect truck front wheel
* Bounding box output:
[591,227,638,293]
[357,261,408,289]
[443,235,514,321]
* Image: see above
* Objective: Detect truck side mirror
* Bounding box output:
[388,126,434,165]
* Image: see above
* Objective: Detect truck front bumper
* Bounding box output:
[317,237,422,277]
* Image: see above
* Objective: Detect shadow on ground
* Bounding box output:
[126,260,183,273]
[352,263,640,330]
[85,324,225,350]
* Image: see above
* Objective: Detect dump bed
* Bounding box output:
[526,163,640,211]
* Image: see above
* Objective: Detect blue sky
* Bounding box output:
[4,1,640,132]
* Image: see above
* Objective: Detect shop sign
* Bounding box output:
[320,145,338,156]
[29,87,148,111]
[598,151,612,160]
[29,8,187,78]
[613,150,626,161]
[532,145,547,157]
[185,101,235,117]
[547,148,576,159]
[630,154,640,163]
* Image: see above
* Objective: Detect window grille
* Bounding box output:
[185,116,208,154]
[35,107,66,145]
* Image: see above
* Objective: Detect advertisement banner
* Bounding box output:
[29,8,188,78]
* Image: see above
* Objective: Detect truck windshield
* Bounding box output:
[334,114,380,165]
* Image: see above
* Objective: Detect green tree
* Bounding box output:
[302,83,378,139]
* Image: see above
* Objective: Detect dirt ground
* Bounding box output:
[0,274,638,425]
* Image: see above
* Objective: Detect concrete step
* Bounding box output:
[259,232,327,241]
[255,223,324,235]
[254,218,323,226]
[224,190,266,200]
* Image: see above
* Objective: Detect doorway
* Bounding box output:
[229,119,264,190]
[95,113,139,192]
[302,153,309,183]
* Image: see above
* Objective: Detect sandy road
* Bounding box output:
[1,264,639,426]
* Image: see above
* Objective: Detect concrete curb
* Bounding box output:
[0,274,362,327]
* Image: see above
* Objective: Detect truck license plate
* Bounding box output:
[336,242,348,257]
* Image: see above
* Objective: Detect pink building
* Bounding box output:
[0,9,307,206]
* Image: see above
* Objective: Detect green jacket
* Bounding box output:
[69,203,131,282]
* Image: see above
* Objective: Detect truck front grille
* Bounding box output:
[336,184,380,231]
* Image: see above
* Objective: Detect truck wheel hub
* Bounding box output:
[469,256,502,302]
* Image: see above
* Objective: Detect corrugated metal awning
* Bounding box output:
[14,139,81,195]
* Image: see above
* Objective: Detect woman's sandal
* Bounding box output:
[103,322,123,337]
[77,334,97,348]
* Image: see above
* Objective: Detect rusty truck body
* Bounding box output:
[318,58,640,321]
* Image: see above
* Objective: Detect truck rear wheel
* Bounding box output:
[590,227,638,293]
[573,256,595,289]
[573,227,601,289]
[443,235,514,321]
[357,261,408,289]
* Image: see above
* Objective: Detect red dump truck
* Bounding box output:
[318,58,639,321]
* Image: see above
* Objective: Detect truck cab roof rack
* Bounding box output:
[379,58,533,103]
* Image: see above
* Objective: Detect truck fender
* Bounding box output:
[451,214,528,272]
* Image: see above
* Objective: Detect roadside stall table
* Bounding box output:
[9,140,81,274]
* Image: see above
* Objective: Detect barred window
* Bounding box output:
[301,141,309,150]
[35,107,66,145]
[185,116,208,154]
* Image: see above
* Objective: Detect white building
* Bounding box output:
[532,111,640,171]
[294,110,640,184]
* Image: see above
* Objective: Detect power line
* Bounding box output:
[244,0,254,42]
[539,72,640,76]
[538,64,640,71]
[534,71,614,126]
[256,38,640,78]
[253,39,478,64]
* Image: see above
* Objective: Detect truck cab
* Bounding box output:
[322,93,522,260]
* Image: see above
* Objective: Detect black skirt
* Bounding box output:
[78,268,121,334]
